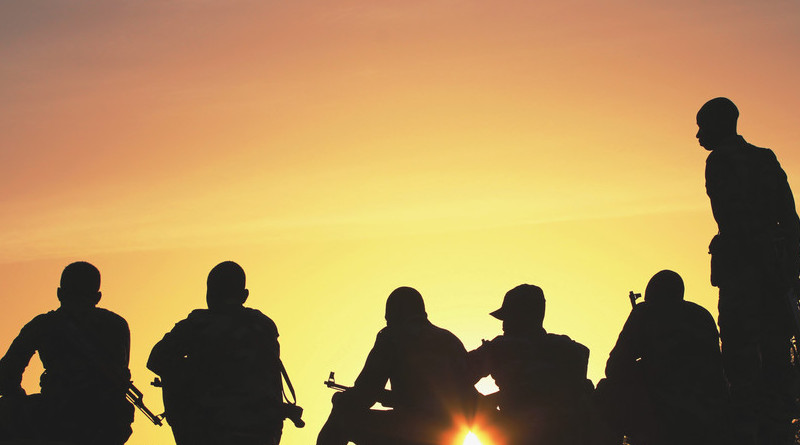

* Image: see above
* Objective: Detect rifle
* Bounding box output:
[323,372,350,392]
[324,372,395,407]
[127,382,163,426]
[629,291,642,308]
[152,375,304,429]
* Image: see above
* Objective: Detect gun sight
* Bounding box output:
[629,291,642,308]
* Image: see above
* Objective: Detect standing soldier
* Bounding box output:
[316,286,476,445]
[148,261,290,445]
[0,261,134,444]
[468,284,591,445]
[698,97,800,445]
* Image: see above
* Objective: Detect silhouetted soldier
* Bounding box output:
[468,284,591,445]
[316,286,475,445]
[698,97,800,445]
[0,261,134,444]
[147,261,285,445]
[593,270,729,445]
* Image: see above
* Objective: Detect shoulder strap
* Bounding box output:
[280,359,298,405]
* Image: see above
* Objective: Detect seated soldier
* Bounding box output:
[316,286,476,445]
[147,261,288,445]
[593,270,729,445]
[468,284,591,445]
[0,261,134,444]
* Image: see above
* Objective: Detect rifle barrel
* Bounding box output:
[324,381,350,392]
[127,384,163,426]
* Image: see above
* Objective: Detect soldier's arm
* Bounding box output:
[705,152,735,230]
[0,317,42,397]
[695,304,723,356]
[146,319,192,378]
[571,341,590,381]
[466,338,495,385]
[105,312,132,371]
[349,331,392,409]
[605,306,645,380]
[116,316,132,384]
[770,151,800,238]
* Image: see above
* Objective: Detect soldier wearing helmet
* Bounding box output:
[468,284,591,445]
[317,286,475,445]
[593,270,729,445]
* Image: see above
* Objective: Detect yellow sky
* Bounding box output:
[1,1,799,444]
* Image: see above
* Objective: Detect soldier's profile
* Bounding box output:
[699,97,800,445]
[593,270,729,445]
[147,261,298,445]
[316,286,476,445]
[468,284,591,445]
[0,261,134,444]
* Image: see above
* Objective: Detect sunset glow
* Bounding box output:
[1,1,799,444]
[463,431,485,445]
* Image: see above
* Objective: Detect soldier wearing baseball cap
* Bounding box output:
[469,284,591,445]
[489,284,546,323]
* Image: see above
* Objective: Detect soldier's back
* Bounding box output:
[34,308,130,392]
[155,306,283,445]
[706,138,790,236]
[472,332,590,445]
[621,300,728,445]
[482,332,588,406]
[0,307,133,445]
[378,320,472,417]
[633,301,724,389]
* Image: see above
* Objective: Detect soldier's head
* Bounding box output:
[491,284,546,334]
[696,97,739,151]
[206,261,249,310]
[644,269,684,303]
[57,261,102,309]
[385,287,427,326]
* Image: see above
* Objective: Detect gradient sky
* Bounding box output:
[1,1,799,444]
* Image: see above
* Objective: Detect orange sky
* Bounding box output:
[1,1,799,444]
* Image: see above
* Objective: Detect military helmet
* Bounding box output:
[644,269,684,303]
[385,286,426,323]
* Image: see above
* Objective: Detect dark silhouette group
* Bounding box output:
[0,98,798,445]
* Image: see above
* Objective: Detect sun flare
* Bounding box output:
[463,431,484,445]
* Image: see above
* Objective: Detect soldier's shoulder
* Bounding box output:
[185,308,210,320]
[93,307,128,322]
[243,307,279,335]
[628,301,656,319]
[429,322,458,337]
[681,299,709,311]
[739,139,779,163]
[741,137,769,151]
[90,308,130,334]
[680,300,717,322]
[32,310,57,322]
[22,311,57,331]
[430,323,467,349]
[545,332,589,354]
[174,308,211,328]
[475,335,505,350]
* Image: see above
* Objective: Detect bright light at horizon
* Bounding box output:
[463,431,484,445]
